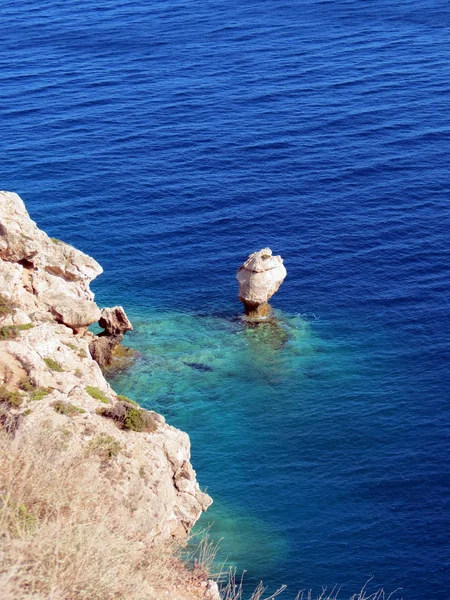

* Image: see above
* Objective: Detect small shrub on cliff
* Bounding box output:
[52,400,85,417]
[64,342,77,352]
[98,401,157,433]
[0,294,16,317]
[44,357,64,372]
[0,323,34,340]
[86,386,110,404]
[87,433,121,461]
[18,376,35,392]
[31,388,51,401]
[19,377,51,401]
[116,394,138,406]
[123,408,157,432]
[0,385,23,408]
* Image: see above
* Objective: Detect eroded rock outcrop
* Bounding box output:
[99,306,133,335]
[236,247,287,318]
[0,191,214,581]
[89,305,134,369]
[0,191,102,331]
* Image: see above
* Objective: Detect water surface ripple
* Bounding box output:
[1,1,450,598]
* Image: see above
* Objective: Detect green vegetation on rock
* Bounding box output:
[18,377,35,393]
[43,357,64,372]
[19,377,51,401]
[31,388,51,401]
[0,294,15,317]
[86,386,110,404]
[52,401,85,416]
[116,394,138,406]
[0,323,34,340]
[0,385,23,408]
[64,342,78,352]
[87,433,121,461]
[123,408,155,432]
[98,401,157,433]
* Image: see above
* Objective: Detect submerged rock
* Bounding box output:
[89,333,124,368]
[184,361,213,372]
[236,247,287,318]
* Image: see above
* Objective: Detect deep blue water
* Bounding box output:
[2,1,450,597]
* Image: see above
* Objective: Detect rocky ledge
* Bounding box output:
[0,191,218,600]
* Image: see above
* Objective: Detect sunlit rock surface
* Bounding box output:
[0,190,212,542]
[236,247,287,318]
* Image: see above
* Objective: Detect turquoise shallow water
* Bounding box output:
[107,306,442,597]
[2,0,450,597]
[108,309,336,574]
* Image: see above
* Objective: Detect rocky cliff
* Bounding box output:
[0,191,219,600]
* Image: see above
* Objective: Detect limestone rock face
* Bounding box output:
[0,191,211,548]
[236,247,287,317]
[99,306,133,335]
[0,191,102,282]
[43,292,102,333]
[89,333,124,369]
[0,191,102,328]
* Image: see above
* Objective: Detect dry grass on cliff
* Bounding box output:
[0,426,209,600]
[0,427,400,600]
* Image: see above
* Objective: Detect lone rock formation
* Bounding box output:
[89,306,134,369]
[236,247,287,318]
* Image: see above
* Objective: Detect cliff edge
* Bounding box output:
[0,191,218,600]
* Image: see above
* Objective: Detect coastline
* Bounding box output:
[0,191,219,600]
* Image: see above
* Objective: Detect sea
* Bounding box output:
[1,1,450,598]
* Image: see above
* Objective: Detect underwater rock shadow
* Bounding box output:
[183,362,214,372]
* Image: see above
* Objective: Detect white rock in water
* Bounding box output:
[236,247,286,317]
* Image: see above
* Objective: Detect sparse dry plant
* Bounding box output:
[0,294,16,317]
[219,571,400,600]
[0,323,34,340]
[0,427,214,599]
[0,386,23,408]
[52,400,85,416]
[87,433,121,461]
